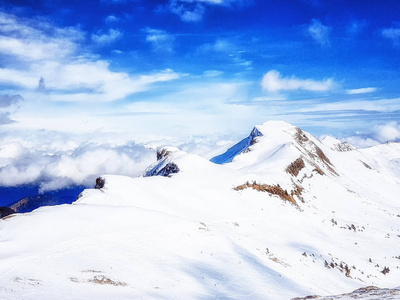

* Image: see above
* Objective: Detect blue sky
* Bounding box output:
[1,0,400,150]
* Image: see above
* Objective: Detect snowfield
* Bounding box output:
[1,121,400,299]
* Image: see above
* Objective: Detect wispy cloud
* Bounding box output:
[307,19,331,47]
[294,98,400,113]
[92,29,123,45]
[346,87,377,94]
[382,27,400,47]
[203,70,223,77]
[0,13,179,102]
[0,94,23,108]
[144,28,175,53]
[105,15,119,24]
[261,70,336,92]
[167,0,246,22]
[0,94,23,125]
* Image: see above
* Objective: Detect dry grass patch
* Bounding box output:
[286,157,305,177]
[88,275,127,286]
[234,181,298,205]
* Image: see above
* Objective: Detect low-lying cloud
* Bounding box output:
[344,121,400,148]
[0,142,156,193]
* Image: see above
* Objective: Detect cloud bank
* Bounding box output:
[0,142,156,192]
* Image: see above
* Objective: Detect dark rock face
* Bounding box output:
[0,206,16,218]
[145,162,180,177]
[95,177,105,189]
[157,148,173,160]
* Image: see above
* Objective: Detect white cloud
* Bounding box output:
[167,0,245,22]
[346,87,377,94]
[105,15,119,24]
[261,70,336,92]
[343,121,400,148]
[307,19,331,47]
[144,28,175,53]
[0,13,179,102]
[382,27,400,47]
[203,70,223,77]
[294,98,400,114]
[373,122,400,143]
[343,136,380,149]
[92,29,123,45]
[0,141,156,191]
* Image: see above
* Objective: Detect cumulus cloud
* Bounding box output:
[0,12,179,102]
[343,136,380,149]
[346,87,377,95]
[343,122,400,148]
[382,27,400,47]
[0,142,156,192]
[92,29,123,45]
[307,19,331,47]
[261,70,336,92]
[144,28,175,53]
[372,122,400,143]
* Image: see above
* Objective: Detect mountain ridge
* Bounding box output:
[0,120,399,300]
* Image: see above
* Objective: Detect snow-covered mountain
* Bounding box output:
[1,121,399,300]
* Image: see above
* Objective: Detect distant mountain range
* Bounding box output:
[1,121,399,299]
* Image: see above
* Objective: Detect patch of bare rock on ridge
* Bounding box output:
[292,127,338,176]
[143,146,181,177]
[292,286,400,300]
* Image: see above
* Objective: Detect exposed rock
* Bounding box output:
[0,206,16,219]
[145,162,180,177]
[95,177,105,189]
[10,198,29,212]
[156,146,179,160]
[292,286,400,299]
[286,157,305,177]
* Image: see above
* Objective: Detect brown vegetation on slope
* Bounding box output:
[234,181,300,205]
[286,157,305,177]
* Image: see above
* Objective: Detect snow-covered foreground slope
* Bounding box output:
[1,121,400,299]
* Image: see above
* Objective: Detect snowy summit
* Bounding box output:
[1,121,400,299]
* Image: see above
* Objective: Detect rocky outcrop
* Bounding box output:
[143,146,181,177]
[292,286,400,300]
[0,206,15,218]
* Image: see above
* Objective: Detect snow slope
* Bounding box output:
[0,121,399,299]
